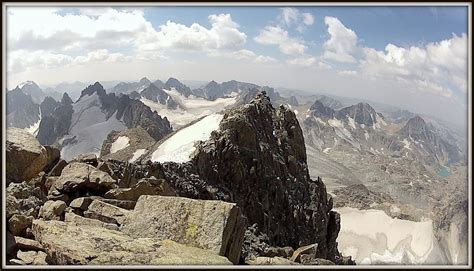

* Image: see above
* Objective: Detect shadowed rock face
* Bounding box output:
[395,115,461,164]
[193,92,341,262]
[6,88,40,129]
[165,77,193,97]
[40,97,59,118]
[336,102,378,127]
[140,84,178,109]
[310,101,335,120]
[37,93,73,146]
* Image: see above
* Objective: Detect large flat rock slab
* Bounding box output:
[121,195,247,264]
[31,219,232,265]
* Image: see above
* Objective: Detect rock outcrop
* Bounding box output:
[99,127,156,162]
[36,93,74,146]
[193,92,343,262]
[40,96,59,118]
[6,128,58,183]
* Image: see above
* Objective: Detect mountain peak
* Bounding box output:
[80,82,106,99]
[18,81,39,89]
[165,77,182,85]
[61,92,73,105]
[316,95,344,110]
[355,102,375,111]
[310,100,335,119]
[206,80,219,87]
[250,90,273,109]
[397,114,437,143]
[139,77,151,85]
[400,115,429,137]
[337,102,377,126]
[407,115,426,125]
[165,77,192,97]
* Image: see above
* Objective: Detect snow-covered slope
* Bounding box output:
[141,89,236,128]
[59,92,127,161]
[151,113,223,163]
[23,107,41,136]
[335,207,446,264]
[110,136,130,154]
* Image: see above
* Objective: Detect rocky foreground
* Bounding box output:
[5,93,354,266]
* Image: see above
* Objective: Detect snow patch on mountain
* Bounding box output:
[151,113,223,163]
[129,148,147,163]
[18,81,35,89]
[60,93,127,161]
[336,207,439,264]
[364,131,370,140]
[328,118,359,148]
[402,138,412,150]
[61,112,127,161]
[315,117,326,125]
[348,117,356,129]
[110,136,130,154]
[24,107,42,136]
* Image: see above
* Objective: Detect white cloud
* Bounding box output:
[136,13,247,53]
[73,49,132,65]
[360,33,467,97]
[8,50,73,73]
[210,49,277,64]
[254,26,306,55]
[255,55,277,64]
[323,16,358,63]
[279,8,299,26]
[302,13,315,25]
[278,8,314,33]
[7,8,252,73]
[8,49,132,73]
[8,7,151,44]
[321,15,466,98]
[338,70,357,76]
[286,57,317,67]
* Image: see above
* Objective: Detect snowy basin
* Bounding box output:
[335,207,443,264]
[151,113,223,163]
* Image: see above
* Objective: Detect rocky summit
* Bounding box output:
[5,91,354,266]
[193,92,344,263]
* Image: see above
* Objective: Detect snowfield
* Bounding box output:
[110,136,130,154]
[24,110,41,136]
[129,148,147,163]
[60,93,127,161]
[335,207,444,264]
[151,113,223,163]
[141,88,236,128]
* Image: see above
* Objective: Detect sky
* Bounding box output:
[5,5,470,126]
